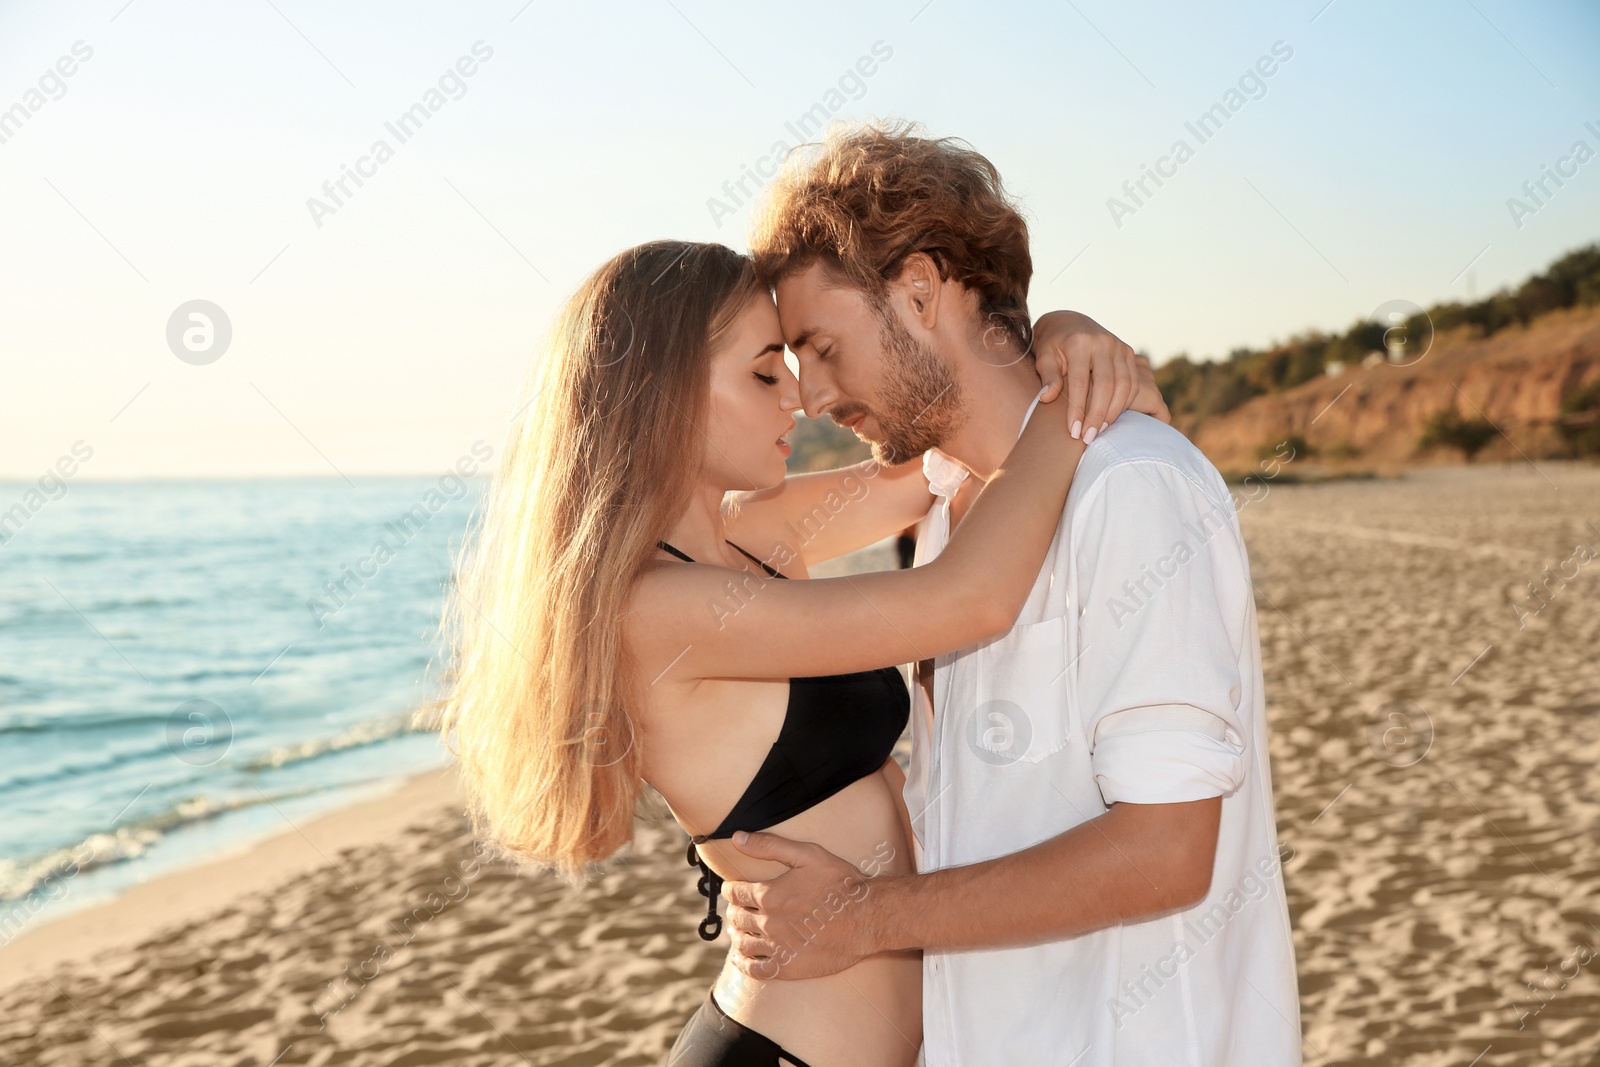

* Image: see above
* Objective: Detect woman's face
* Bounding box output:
[701,292,803,492]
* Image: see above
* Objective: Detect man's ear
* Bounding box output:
[891,251,944,330]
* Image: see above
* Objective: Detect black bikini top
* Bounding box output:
[656,538,910,940]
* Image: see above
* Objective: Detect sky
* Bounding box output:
[2,0,1598,479]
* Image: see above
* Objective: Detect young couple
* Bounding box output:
[440,121,1300,1066]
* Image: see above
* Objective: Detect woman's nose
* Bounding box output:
[779,362,805,414]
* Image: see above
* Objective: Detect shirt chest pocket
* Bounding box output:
[939,611,1076,767]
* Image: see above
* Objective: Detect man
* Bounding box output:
[722,121,1302,1065]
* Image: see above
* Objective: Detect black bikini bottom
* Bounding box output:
[666,990,817,1067]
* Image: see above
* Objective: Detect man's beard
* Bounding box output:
[856,306,966,466]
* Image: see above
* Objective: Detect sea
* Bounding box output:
[0,477,480,939]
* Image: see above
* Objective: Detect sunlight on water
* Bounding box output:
[0,477,480,919]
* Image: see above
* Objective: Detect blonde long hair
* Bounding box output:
[433,241,762,875]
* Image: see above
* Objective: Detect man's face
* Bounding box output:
[773,262,966,466]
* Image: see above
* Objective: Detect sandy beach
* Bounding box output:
[0,765,727,1066]
[2,463,1597,1066]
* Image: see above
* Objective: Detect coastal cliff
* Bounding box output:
[1183,304,1600,476]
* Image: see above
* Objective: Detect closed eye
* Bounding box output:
[754,371,779,385]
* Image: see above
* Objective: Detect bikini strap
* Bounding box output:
[657,539,785,580]
[685,837,724,940]
[724,540,786,579]
[656,540,695,563]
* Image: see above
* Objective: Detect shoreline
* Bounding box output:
[0,764,462,994]
[0,756,725,1065]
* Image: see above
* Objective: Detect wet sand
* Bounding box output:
[2,465,1597,1065]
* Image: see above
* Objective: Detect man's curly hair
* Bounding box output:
[748,120,1034,353]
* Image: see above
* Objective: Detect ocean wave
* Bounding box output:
[0,712,439,903]
[0,789,280,903]
[0,748,151,794]
[0,711,169,737]
[0,769,432,906]
[241,711,430,771]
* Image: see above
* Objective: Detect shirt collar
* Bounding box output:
[1017,386,1046,441]
[922,386,1048,501]
[922,449,968,500]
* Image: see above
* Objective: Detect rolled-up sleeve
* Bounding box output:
[1073,460,1250,805]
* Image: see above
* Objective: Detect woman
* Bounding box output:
[436,240,1160,1067]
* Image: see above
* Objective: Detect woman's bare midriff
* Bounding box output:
[701,764,921,1067]
[642,670,922,1067]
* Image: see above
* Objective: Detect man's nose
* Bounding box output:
[798,366,838,420]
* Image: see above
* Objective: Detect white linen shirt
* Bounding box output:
[905,405,1302,1066]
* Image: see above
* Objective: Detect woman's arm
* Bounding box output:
[1032,310,1171,440]
[722,311,1166,567]
[626,397,1083,684]
[722,456,933,569]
